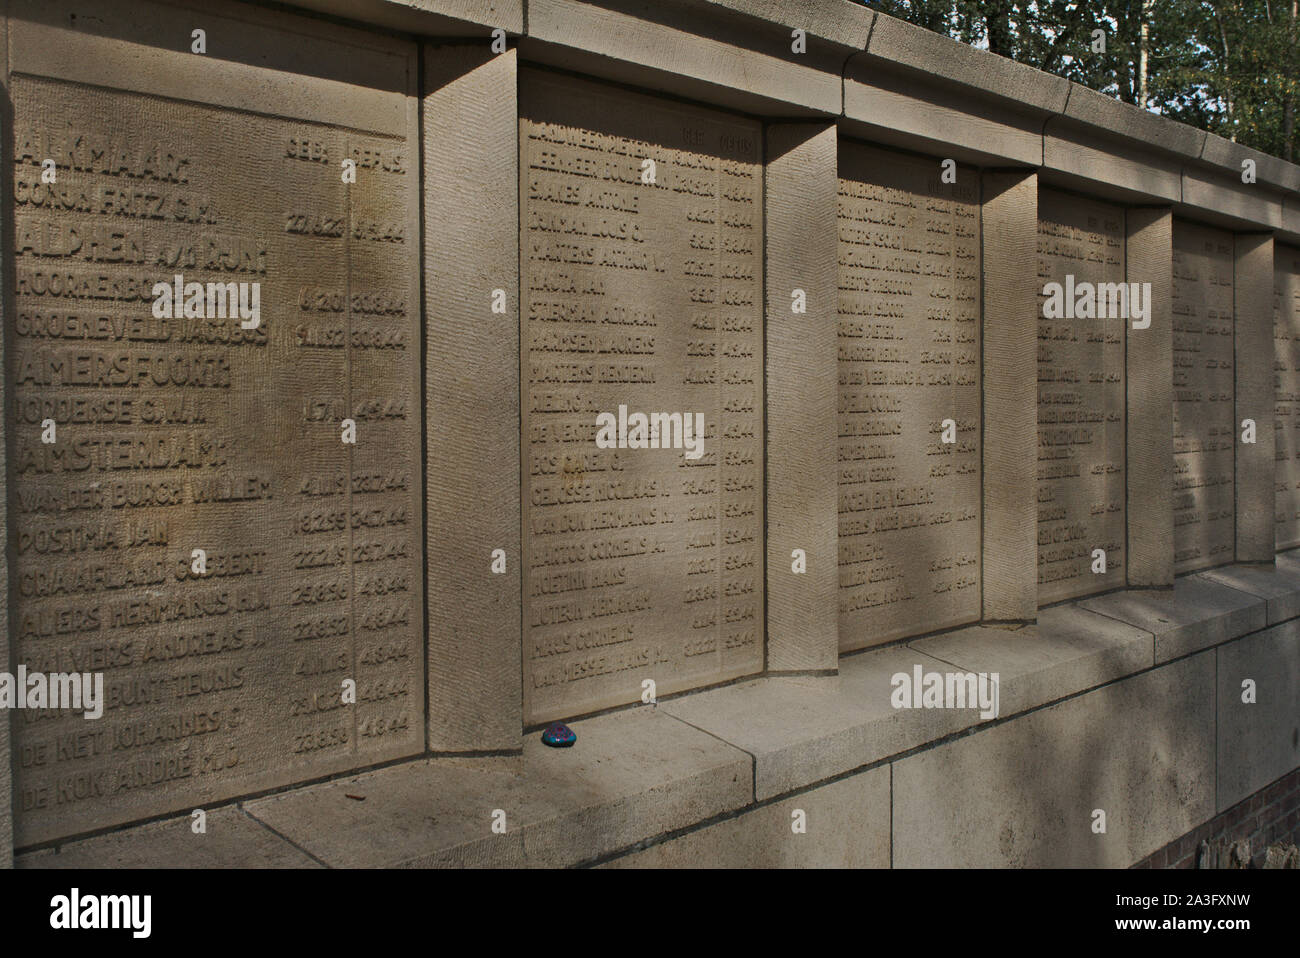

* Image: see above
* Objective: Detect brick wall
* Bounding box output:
[1133,768,1300,868]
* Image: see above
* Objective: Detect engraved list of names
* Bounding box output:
[8,75,422,844]
[836,141,981,651]
[1173,220,1235,573]
[1036,190,1126,603]
[1275,246,1300,548]
[520,72,764,723]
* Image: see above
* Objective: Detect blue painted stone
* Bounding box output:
[541,722,576,748]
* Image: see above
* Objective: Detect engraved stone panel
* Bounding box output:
[836,141,981,650]
[1275,245,1300,549]
[1035,189,1126,603]
[520,70,763,724]
[1173,220,1236,572]
[7,55,421,841]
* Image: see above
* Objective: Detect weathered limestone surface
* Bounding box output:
[1035,189,1126,603]
[518,69,764,723]
[424,44,522,751]
[1171,220,1236,573]
[1276,245,1300,548]
[1080,576,1266,663]
[1216,621,1300,811]
[909,605,1152,716]
[242,708,751,867]
[767,122,838,672]
[599,765,891,868]
[2,0,1299,866]
[981,171,1038,622]
[1125,208,1174,587]
[15,807,320,869]
[892,651,1216,867]
[1237,233,1277,562]
[7,0,424,849]
[837,141,981,650]
[663,645,981,801]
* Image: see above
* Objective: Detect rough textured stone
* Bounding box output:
[981,171,1039,621]
[1172,219,1236,573]
[425,44,522,751]
[1062,82,1207,158]
[1275,245,1300,548]
[663,645,981,800]
[767,122,838,672]
[599,765,890,868]
[0,10,10,869]
[1236,232,1277,562]
[1079,575,1265,663]
[1182,171,1282,230]
[518,69,764,723]
[242,708,751,867]
[1035,189,1126,603]
[837,140,981,651]
[1126,208,1175,587]
[286,0,523,36]
[698,0,874,49]
[1200,133,1300,195]
[908,605,1152,716]
[1200,563,1300,625]
[524,0,845,117]
[8,0,424,849]
[15,807,320,869]
[863,12,1069,115]
[1041,129,1182,205]
[892,651,1216,867]
[1284,199,1300,245]
[843,66,1045,168]
[1216,621,1300,811]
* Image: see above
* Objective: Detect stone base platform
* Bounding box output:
[19,554,1300,869]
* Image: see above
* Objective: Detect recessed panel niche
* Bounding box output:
[836,140,981,651]
[1172,220,1235,572]
[1035,189,1126,603]
[1275,245,1300,549]
[520,71,764,723]
[8,58,422,844]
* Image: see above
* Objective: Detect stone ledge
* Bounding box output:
[16,808,321,869]
[244,708,749,867]
[860,12,1070,117]
[664,646,978,802]
[519,0,848,117]
[908,605,1153,717]
[1079,574,1267,663]
[1201,559,1300,625]
[16,558,1296,868]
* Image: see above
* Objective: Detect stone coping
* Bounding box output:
[273,0,1300,209]
[19,552,1299,869]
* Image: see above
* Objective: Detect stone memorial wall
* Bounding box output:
[0,0,1296,859]
[1276,246,1300,549]
[1035,189,1126,603]
[1172,220,1236,574]
[836,140,980,651]
[519,70,764,723]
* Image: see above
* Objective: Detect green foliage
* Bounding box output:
[861,1,1299,161]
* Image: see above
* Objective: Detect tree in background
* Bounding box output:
[862,1,1298,161]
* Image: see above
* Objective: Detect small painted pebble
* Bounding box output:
[541,722,576,748]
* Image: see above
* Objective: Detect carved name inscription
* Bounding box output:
[520,71,763,723]
[1172,220,1235,572]
[1035,190,1125,602]
[836,141,980,650]
[1276,246,1300,548]
[9,76,421,844]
